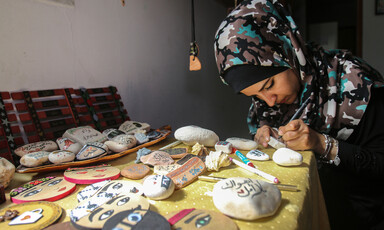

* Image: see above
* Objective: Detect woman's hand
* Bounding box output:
[278,119,324,152]
[254,125,280,148]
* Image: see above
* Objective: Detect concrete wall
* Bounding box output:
[0,0,252,140]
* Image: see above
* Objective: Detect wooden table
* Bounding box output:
[0,137,330,230]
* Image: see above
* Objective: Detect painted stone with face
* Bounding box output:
[102,207,171,230]
[9,176,76,203]
[64,165,120,184]
[166,208,238,230]
[70,180,143,222]
[72,193,150,230]
[142,175,175,200]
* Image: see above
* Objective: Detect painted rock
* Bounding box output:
[153,164,182,175]
[166,157,206,189]
[215,141,233,154]
[121,164,151,179]
[140,151,174,166]
[246,149,270,161]
[72,193,150,230]
[0,157,15,188]
[225,137,258,150]
[147,130,161,139]
[77,180,110,203]
[102,208,170,230]
[56,137,82,154]
[134,132,149,145]
[63,126,108,146]
[212,177,281,220]
[70,180,144,222]
[102,128,126,140]
[161,148,188,159]
[272,147,303,166]
[49,150,76,164]
[176,154,205,165]
[174,125,219,147]
[118,120,151,134]
[105,134,137,153]
[142,175,175,200]
[10,176,76,203]
[64,165,120,184]
[14,140,58,157]
[20,151,50,167]
[76,142,108,161]
[166,209,238,230]
[135,148,152,163]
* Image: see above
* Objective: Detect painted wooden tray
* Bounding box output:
[15,126,171,173]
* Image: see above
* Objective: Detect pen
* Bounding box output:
[232,148,256,168]
[159,140,182,150]
[275,97,311,139]
[198,175,298,191]
[229,157,279,184]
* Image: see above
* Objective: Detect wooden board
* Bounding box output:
[15,128,171,173]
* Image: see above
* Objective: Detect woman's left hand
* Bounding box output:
[278,119,323,152]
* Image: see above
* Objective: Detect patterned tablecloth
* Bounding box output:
[1,137,330,230]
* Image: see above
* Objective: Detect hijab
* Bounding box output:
[214,0,384,140]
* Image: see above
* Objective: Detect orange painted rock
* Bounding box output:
[140,151,174,166]
[166,157,206,189]
[121,164,151,179]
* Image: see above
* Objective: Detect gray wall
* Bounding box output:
[0,0,252,140]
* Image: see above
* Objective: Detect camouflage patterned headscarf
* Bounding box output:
[214,0,384,140]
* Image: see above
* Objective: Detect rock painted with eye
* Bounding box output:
[212,177,281,220]
[166,208,238,230]
[9,176,76,204]
[102,207,170,230]
[71,193,150,230]
[142,175,175,200]
[70,180,144,223]
[64,165,121,184]
[272,147,303,166]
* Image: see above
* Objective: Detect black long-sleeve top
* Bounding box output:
[319,87,384,230]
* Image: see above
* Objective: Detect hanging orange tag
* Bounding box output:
[189,55,202,71]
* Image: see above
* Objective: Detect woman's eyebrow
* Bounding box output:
[259,78,271,92]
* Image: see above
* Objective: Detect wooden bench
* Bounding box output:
[0,86,130,166]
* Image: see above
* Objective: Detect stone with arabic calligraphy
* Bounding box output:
[121,164,151,180]
[49,150,76,164]
[142,175,175,200]
[212,177,281,220]
[63,126,108,146]
[118,120,151,134]
[76,142,108,161]
[56,137,83,154]
[104,134,137,153]
[14,140,58,157]
[140,151,174,166]
[20,151,50,167]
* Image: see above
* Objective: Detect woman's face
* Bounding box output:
[240,69,300,107]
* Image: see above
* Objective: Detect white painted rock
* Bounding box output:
[14,140,58,157]
[76,142,108,161]
[212,177,281,220]
[63,126,108,146]
[215,141,233,154]
[49,150,76,164]
[246,149,270,161]
[225,137,258,150]
[56,137,82,154]
[104,134,137,152]
[142,175,175,200]
[272,147,303,166]
[174,125,219,147]
[20,151,50,167]
[118,121,151,134]
[0,157,15,188]
[102,128,126,140]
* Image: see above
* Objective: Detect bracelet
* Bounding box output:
[320,134,332,159]
[329,139,340,166]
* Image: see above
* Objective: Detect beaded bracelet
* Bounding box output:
[321,134,332,159]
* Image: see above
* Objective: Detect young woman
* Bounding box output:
[214,0,384,229]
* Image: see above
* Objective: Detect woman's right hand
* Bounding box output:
[254,125,278,148]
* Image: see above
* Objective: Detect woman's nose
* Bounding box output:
[260,92,276,107]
